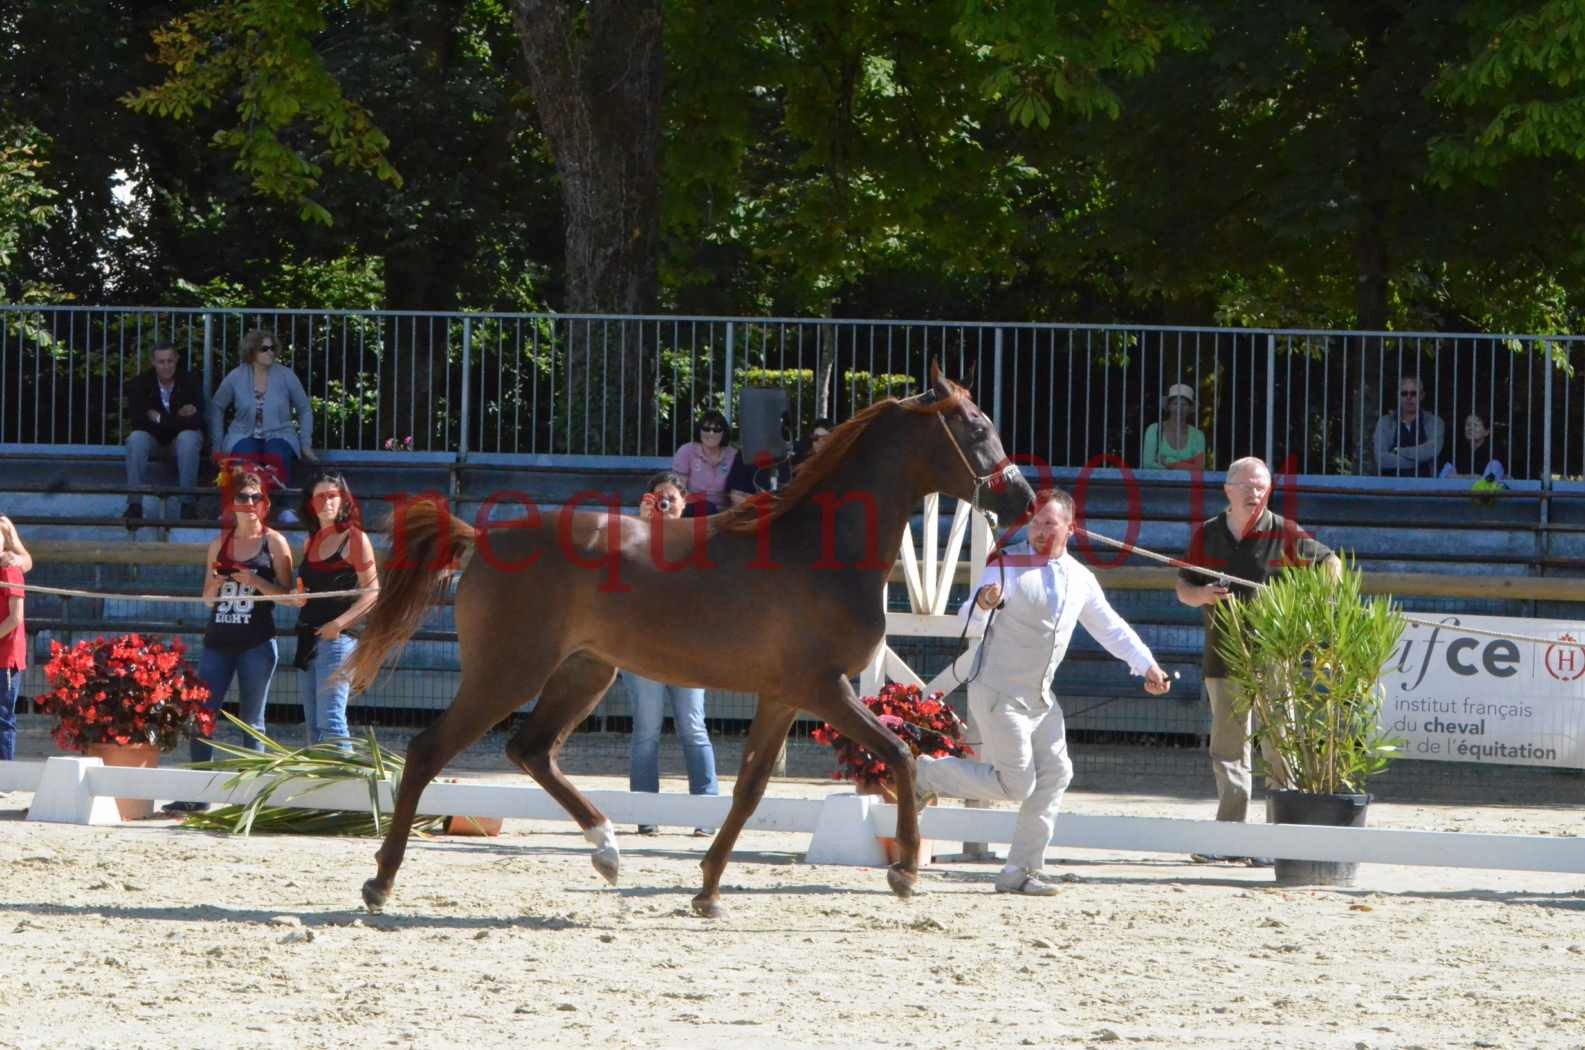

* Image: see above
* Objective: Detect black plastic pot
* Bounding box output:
[1268,789,1370,887]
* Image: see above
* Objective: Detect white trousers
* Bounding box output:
[917,687,1073,874]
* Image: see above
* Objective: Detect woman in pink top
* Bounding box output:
[670,409,737,514]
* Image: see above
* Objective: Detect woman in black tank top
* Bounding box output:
[288,471,380,747]
[169,468,296,810]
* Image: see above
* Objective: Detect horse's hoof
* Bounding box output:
[691,896,723,919]
[361,878,389,913]
[591,845,620,886]
[887,864,919,899]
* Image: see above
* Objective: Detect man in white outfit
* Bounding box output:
[916,488,1171,896]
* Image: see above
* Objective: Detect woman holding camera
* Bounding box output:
[625,470,719,835]
[168,467,294,810]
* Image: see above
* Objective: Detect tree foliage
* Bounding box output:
[123,0,402,226]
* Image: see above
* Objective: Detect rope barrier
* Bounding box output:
[6,530,1579,646]
[8,580,370,606]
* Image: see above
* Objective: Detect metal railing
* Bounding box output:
[3,305,1583,481]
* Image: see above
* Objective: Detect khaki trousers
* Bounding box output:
[1204,677,1290,823]
[916,687,1073,875]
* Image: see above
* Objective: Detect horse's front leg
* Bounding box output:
[798,673,922,899]
[693,702,800,918]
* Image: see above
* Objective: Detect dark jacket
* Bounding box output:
[127,369,206,443]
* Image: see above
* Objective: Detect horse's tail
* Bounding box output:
[344,497,476,694]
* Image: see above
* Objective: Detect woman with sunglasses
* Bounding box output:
[287,470,379,748]
[208,329,316,522]
[670,409,737,514]
[1141,383,1206,471]
[167,467,295,812]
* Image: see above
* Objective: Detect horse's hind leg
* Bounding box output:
[503,652,622,884]
[363,668,553,912]
[693,700,799,919]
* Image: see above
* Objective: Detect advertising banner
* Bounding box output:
[1384,615,1585,768]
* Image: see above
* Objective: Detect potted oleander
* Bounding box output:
[1212,559,1406,886]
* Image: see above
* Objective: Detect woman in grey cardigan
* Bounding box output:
[209,329,316,521]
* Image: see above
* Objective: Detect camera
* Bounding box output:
[656,496,674,512]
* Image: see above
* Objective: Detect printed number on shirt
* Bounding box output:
[214,579,255,615]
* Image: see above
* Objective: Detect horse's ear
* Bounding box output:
[929,360,954,400]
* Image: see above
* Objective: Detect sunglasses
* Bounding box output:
[699,424,725,433]
[234,492,264,505]
[1400,390,1419,398]
[259,344,276,352]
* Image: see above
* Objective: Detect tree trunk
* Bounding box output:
[815,319,838,420]
[1351,6,1394,334]
[514,0,663,453]
[382,247,461,453]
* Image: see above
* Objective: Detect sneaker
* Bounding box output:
[636,824,658,836]
[993,870,1060,896]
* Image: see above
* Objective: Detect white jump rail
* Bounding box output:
[7,757,1585,877]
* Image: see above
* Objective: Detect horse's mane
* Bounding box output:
[709,381,966,537]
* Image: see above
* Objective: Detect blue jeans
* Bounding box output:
[0,667,19,761]
[228,437,298,487]
[192,640,278,763]
[627,673,718,796]
[302,634,357,746]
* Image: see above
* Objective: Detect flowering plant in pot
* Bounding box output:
[812,683,974,792]
[1213,559,1405,885]
[40,634,214,753]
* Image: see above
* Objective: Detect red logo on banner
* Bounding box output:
[1544,634,1585,682]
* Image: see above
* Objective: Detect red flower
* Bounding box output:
[40,634,214,754]
[814,683,973,790]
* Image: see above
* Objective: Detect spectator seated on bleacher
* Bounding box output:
[209,329,316,524]
[125,342,206,522]
[1374,375,1444,478]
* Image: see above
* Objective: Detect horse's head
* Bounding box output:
[914,365,1036,529]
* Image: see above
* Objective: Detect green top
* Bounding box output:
[1141,422,1206,469]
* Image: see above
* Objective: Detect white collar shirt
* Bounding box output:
[958,542,1156,708]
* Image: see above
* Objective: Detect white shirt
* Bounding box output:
[958,542,1156,707]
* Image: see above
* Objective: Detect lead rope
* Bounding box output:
[1070,524,1580,648]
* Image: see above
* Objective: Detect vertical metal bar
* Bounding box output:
[459,315,472,462]
[724,320,735,425]
[992,327,1004,432]
[1542,342,1554,487]
[1265,333,1276,467]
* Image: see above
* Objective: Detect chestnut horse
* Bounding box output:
[344,368,1035,917]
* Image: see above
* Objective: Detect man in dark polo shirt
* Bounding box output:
[1176,456,1341,862]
